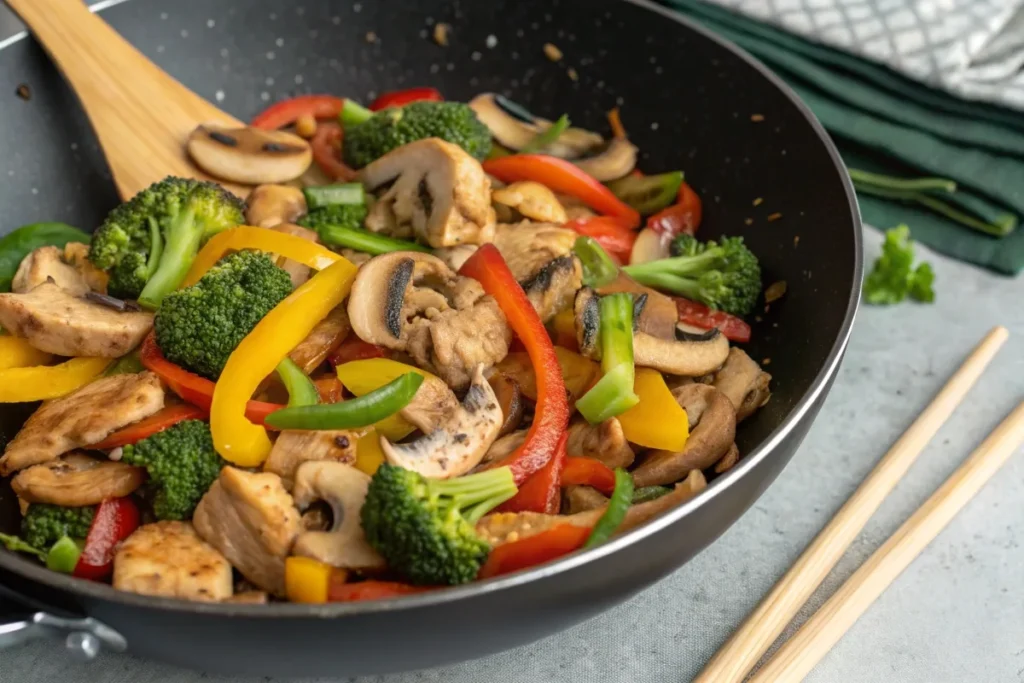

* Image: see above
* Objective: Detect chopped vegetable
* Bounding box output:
[302,183,366,209]
[21,504,95,551]
[334,358,434,440]
[251,95,346,130]
[73,497,140,580]
[369,87,443,111]
[616,368,689,451]
[459,245,570,485]
[277,357,320,408]
[0,357,111,403]
[0,222,90,292]
[674,297,751,343]
[329,338,388,366]
[565,216,637,263]
[314,224,430,255]
[298,202,369,238]
[314,376,344,404]
[353,428,387,476]
[583,468,634,548]
[521,114,570,153]
[863,225,935,305]
[93,403,208,449]
[560,456,616,496]
[328,579,434,602]
[498,433,567,514]
[339,99,374,128]
[285,556,333,603]
[103,350,145,377]
[45,536,82,573]
[477,523,591,579]
[361,463,518,585]
[631,485,671,504]
[575,293,640,424]
[310,122,358,181]
[0,335,52,371]
[0,532,46,559]
[266,372,423,430]
[607,171,683,216]
[646,181,702,238]
[573,236,619,287]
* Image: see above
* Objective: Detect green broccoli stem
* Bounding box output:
[428,466,518,524]
[340,99,373,128]
[575,293,640,424]
[144,217,164,278]
[624,269,702,300]
[622,247,724,279]
[138,207,203,309]
[318,224,431,255]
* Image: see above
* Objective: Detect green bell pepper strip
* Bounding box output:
[276,357,320,408]
[631,485,671,504]
[521,114,570,153]
[0,532,45,560]
[265,372,424,430]
[339,99,373,128]
[573,236,619,287]
[303,183,366,210]
[606,171,684,216]
[584,468,634,548]
[317,224,430,255]
[0,222,91,292]
[45,536,83,573]
[575,293,640,423]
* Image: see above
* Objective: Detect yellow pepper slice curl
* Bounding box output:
[353,427,387,476]
[211,257,357,466]
[0,336,53,370]
[334,358,436,441]
[284,556,333,604]
[617,368,689,451]
[181,226,340,288]
[0,357,111,403]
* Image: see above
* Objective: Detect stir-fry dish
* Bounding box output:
[0,89,773,604]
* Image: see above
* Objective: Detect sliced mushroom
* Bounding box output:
[572,138,639,182]
[566,417,635,469]
[712,347,772,422]
[632,384,736,487]
[481,429,526,465]
[12,245,93,296]
[291,461,385,570]
[187,124,312,185]
[399,375,460,434]
[574,288,729,376]
[596,273,678,340]
[492,221,581,323]
[360,138,496,248]
[714,442,740,474]
[11,452,145,506]
[492,182,568,224]
[488,373,525,436]
[564,485,608,514]
[469,94,602,158]
[347,252,511,389]
[381,364,503,479]
[264,430,357,491]
[245,184,308,228]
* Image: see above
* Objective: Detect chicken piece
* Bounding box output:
[12,452,145,506]
[271,223,319,287]
[113,521,233,602]
[492,182,568,224]
[712,347,772,422]
[62,243,110,293]
[492,222,581,322]
[288,305,350,374]
[264,430,357,491]
[338,249,373,267]
[360,138,496,248]
[193,467,302,596]
[224,591,269,604]
[12,245,90,295]
[0,372,164,476]
[432,244,479,272]
[566,417,635,469]
[0,282,153,357]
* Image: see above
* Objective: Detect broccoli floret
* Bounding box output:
[89,176,244,308]
[154,250,293,380]
[298,203,368,234]
[121,419,224,521]
[21,504,95,550]
[622,234,762,316]
[342,101,492,168]
[361,464,518,585]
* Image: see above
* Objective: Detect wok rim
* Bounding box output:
[0,0,863,619]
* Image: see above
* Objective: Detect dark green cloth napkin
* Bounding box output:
[661,0,1024,276]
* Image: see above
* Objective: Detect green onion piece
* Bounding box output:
[339,99,374,128]
[0,532,45,560]
[847,168,956,193]
[521,114,570,153]
[104,350,144,377]
[317,224,431,255]
[45,536,83,573]
[276,357,320,408]
[584,468,635,548]
[575,293,640,424]
[266,372,424,430]
[574,236,619,287]
[303,183,366,210]
[631,485,671,504]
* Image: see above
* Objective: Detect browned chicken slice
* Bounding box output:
[0,372,164,476]
[264,430,357,491]
[193,467,302,596]
[566,417,635,469]
[492,221,581,322]
[492,182,568,224]
[0,282,153,357]
[114,521,233,601]
[288,305,350,374]
[12,452,145,506]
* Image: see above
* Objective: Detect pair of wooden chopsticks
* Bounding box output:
[695,326,1023,683]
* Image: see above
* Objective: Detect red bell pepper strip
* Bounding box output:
[139,333,284,426]
[251,95,346,130]
[646,181,702,238]
[498,433,567,513]
[483,155,641,228]
[459,245,569,485]
[92,403,207,450]
[560,456,616,496]
[478,524,591,579]
[328,579,435,602]
[565,216,637,263]
[328,337,389,366]
[314,376,344,404]
[369,87,443,111]
[674,297,751,343]
[310,122,358,181]
[74,498,140,580]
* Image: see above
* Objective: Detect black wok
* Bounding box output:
[0,0,862,675]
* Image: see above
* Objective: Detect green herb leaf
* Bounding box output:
[863,225,936,306]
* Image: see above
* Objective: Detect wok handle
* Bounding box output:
[0,595,126,660]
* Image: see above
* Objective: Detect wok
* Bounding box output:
[0,0,862,675]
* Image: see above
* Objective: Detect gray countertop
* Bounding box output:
[1,2,1022,681]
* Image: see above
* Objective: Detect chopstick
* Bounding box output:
[749,400,1024,681]
[693,326,1010,683]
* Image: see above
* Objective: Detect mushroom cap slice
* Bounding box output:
[360,137,496,248]
[381,364,503,479]
[12,452,145,506]
[188,124,312,185]
[290,460,385,570]
[12,245,92,296]
[572,138,639,182]
[469,93,603,158]
[566,417,635,469]
[245,184,308,228]
[712,347,772,422]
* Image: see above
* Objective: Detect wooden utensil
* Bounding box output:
[5,0,248,199]
[694,326,1010,683]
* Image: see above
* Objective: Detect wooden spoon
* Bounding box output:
[6,0,250,199]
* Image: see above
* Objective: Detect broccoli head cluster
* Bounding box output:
[154,250,293,380]
[298,203,369,242]
[21,504,95,550]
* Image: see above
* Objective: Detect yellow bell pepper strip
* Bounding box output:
[211,257,357,466]
[285,556,333,604]
[617,367,689,451]
[0,357,111,403]
[181,226,340,287]
[354,428,387,476]
[265,373,423,430]
[0,335,53,370]
[575,293,640,423]
[335,358,436,440]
